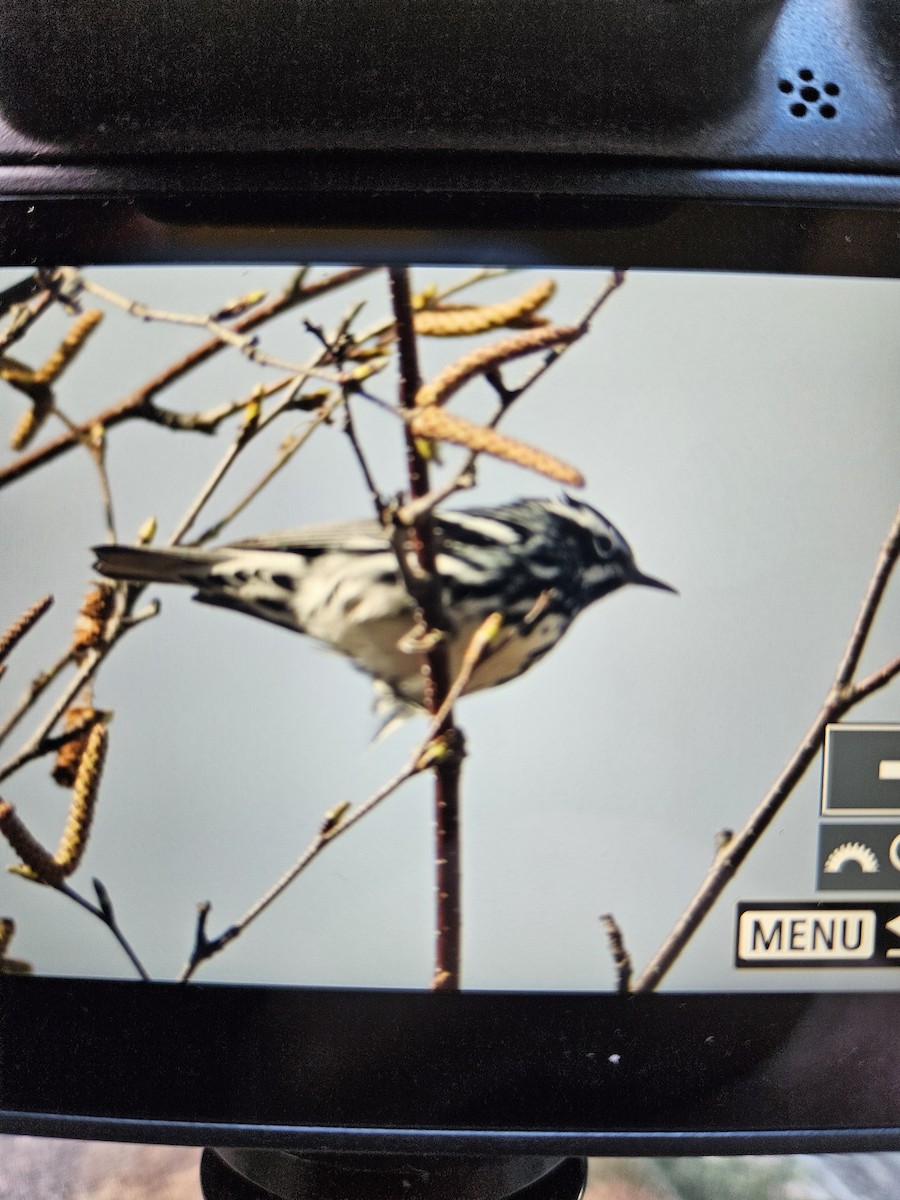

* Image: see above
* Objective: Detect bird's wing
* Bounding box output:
[226,518,390,554]
[225,510,495,556]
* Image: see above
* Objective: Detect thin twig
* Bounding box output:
[167,393,271,546]
[178,611,501,983]
[189,393,345,546]
[834,513,900,689]
[392,270,627,524]
[0,286,55,355]
[341,398,385,514]
[851,654,900,702]
[424,268,514,305]
[633,503,900,993]
[51,406,117,541]
[170,387,292,543]
[0,579,148,784]
[0,272,49,323]
[600,913,633,995]
[1,787,146,974]
[0,647,73,749]
[0,266,377,491]
[176,303,373,546]
[172,372,329,546]
[56,879,150,980]
[93,433,117,542]
[347,269,516,356]
[498,268,626,406]
[1,709,107,777]
[414,324,581,410]
[396,469,477,527]
[0,649,106,783]
[78,275,342,380]
[307,304,387,515]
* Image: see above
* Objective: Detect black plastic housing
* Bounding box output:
[0,0,784,148]
[3,979,900,1153]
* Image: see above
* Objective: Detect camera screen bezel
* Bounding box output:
[0,186,898,1153]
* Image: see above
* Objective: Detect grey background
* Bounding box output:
[0,265,898,991]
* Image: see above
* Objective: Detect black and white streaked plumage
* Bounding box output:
[94,496,675,724]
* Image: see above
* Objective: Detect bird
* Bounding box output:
[93,495,675,726]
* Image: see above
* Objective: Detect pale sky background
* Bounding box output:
[0,265,897,992]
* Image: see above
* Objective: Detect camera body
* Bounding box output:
[0,2,899,1181]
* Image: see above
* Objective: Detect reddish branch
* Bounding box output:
[389,267,462,991]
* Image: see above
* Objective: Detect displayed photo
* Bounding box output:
[0,264,897,992]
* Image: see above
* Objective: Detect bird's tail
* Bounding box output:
[93,544,226,587]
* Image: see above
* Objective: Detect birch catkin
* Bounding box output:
[32,309,104,385]
[408,406,584,486]
[0,594,53,666]
[415,324,580,409]
[55,722,108,876]
[414,279,556,337]
[0,801,64,885]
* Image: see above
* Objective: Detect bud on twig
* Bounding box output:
[212,290,267,321]
[240,389,264,436]
[320,801,351,837]
[415,734,458,771]
[137,515,158,545]
[93,877,115,922]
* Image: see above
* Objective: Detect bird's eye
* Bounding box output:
[594,534,613,555]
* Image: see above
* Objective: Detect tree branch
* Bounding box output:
[0,266,377,491]
[633,502,900,992]
[178,611,501,983]
[393,270,627,523]
[76,274,343,379]
[0,647,73,749]
[0,271,48,323]
[188,392,344,547]
[389,266,464,992]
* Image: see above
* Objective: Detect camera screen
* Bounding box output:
[0,264,897,994]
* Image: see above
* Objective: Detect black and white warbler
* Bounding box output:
[94,496,675,724]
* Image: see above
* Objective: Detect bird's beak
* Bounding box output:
[628,566,678,594]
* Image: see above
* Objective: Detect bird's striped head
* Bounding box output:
[550,494,676,605]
